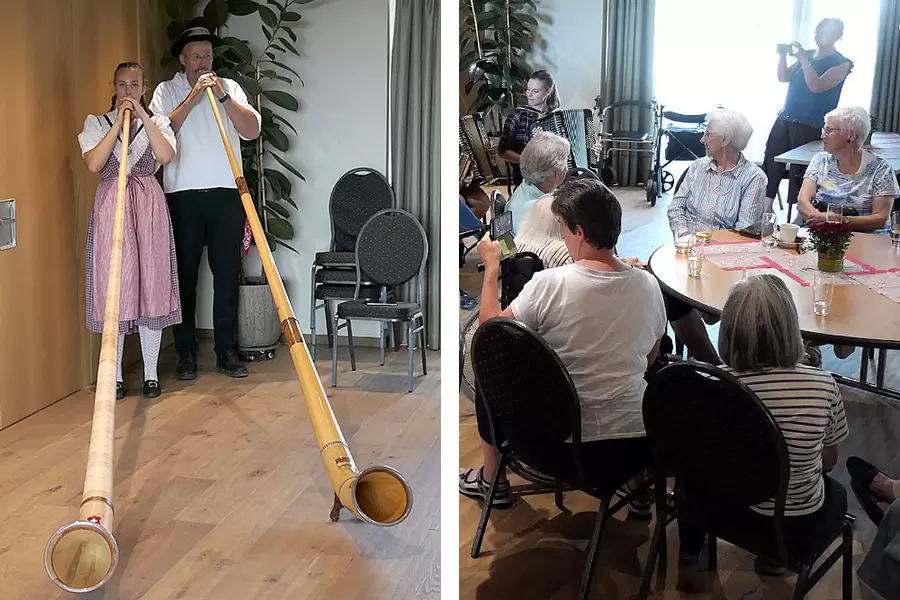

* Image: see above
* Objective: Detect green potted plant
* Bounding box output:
[865,115,881,146]
[807,221,853,273]
[162,0,307,360]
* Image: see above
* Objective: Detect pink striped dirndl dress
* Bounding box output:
[80,112,182,334]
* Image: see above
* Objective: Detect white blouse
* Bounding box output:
[77,111,176,175]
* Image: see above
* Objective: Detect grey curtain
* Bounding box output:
[871,0,900,132]
[391,0,441,349]
[600,0,655,186]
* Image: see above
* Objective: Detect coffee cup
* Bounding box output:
[778,223,799,243]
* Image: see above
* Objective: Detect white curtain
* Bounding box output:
[654,0,880,163]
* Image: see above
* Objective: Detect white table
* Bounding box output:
[774,132,900,171]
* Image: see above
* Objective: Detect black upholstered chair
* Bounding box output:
[310,168,394,361]
[638,361,853,600]
[470,318,646,600]
[331,209,428,392]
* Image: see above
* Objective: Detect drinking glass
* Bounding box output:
[687,246,705,278]
[742,267,761,280]
[813,272,834,316]
[761,212,778,248]
[891,210,900,248]
[826,203,845,223]
[675,221,695,255]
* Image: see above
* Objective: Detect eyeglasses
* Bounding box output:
[822,126,841,135]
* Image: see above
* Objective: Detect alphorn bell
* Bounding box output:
[202,83,412,525]
[44,109,132,592]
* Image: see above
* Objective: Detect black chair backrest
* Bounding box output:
[355,208,428,288]
[642,362,790,509]
[472,318,583,476]
[500,252,544,309]
[329,168,394,253]
[565,167,600,183]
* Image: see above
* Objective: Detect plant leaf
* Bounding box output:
[264,168,292,197]
[220,36,253,62]
[266,214,294,240]
[226,0,259,15]
[275,239,300,254]
[262,25,272,39]
[265,203,290,219]
[282,11,301,21]
[268,151,306,181]
[269,111,298,134]
[203,0,229,27]
[235,73,262,96]
[266,0,285,8]
[263,125,290,151]
[284,27,297,43]
[261,89,299,111]
[167,21,185,42]
[265,59,303,83]
[258,4,278,27]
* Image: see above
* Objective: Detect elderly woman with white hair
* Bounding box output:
[663,109,767,365]
[668,109,767,237]
[797,106,898,233]
[507,131,570,234]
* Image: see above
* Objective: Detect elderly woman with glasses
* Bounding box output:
[797,106,898,233]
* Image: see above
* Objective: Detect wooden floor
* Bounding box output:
[459,182,900,599]
[0,340,441,600]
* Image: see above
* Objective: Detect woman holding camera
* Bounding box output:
[762,18,853,212]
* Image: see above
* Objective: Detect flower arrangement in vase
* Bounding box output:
[806,221,853,272]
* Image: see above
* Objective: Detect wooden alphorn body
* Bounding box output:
[44,110,132,593]
[203,86,412,525]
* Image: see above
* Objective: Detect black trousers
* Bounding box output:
[167,188,245,357]
[762,117,822,206]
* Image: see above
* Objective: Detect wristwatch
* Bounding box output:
[841,215,851,225]
[218,92,231,104]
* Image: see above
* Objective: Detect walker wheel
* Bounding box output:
[661,170,675,192]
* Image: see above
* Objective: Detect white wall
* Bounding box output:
[527,0,604,111]
[195,0,390,338]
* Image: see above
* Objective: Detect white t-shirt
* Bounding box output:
[77,111,176,174]
[509,263,667,442]
[149,72,261,193]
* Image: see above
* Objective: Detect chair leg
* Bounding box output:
[842,523,853,600]
[792,565,811,600]
[331,314,339,387]
[471,453,508,558]
[554,480,565,511]
[324,301,335,349]
[708,535,717,570]
[407,321,414,392]
[638,509,668,600]
[578,495,612,600]
[310,267,318,361]
[346,320,356,371]
[419,319,427,376]
[379,321,385,366]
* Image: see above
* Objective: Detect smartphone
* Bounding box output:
[776,43,792,54]
[490,211,517,260]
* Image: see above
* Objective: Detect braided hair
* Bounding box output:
[108,61,153,116]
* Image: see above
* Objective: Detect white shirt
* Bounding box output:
[77,111,176,175]
[149,72,261,193]
[510,264,667,442]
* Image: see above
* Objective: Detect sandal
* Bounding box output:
[459,467,512,509]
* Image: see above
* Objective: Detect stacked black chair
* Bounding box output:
[470,318,648,600]
[309,168,394,361]
[639,362,853,600]
[331,209,428,393]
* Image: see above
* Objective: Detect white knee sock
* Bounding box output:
[139,326,162,381]
[117,333,126,383]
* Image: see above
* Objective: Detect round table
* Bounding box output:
[649,230,900,349]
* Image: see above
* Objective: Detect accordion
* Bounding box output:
[530,109,597,172]
[459,114,502,185]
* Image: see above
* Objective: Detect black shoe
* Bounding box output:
[176,354,197,380]
[216,349,248,378]
[143,380,161,398]
[116,381,125,400]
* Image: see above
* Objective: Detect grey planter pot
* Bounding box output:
[237,278,281,353]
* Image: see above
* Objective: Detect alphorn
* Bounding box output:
[203,83,412,526]
[44,110,132,592]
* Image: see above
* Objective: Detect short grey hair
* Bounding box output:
[825,106,870,148]
[706,109,754,152]
[718,274,805,372]
[520,131,570,185]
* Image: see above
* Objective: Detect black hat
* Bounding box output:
[171,27,220,58]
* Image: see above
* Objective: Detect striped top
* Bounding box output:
[721,365,850,516]
[515,238,572,269]
[667,154,767,239]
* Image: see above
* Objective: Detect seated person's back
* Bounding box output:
[513,193,572,268]
[508,180,667,442]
